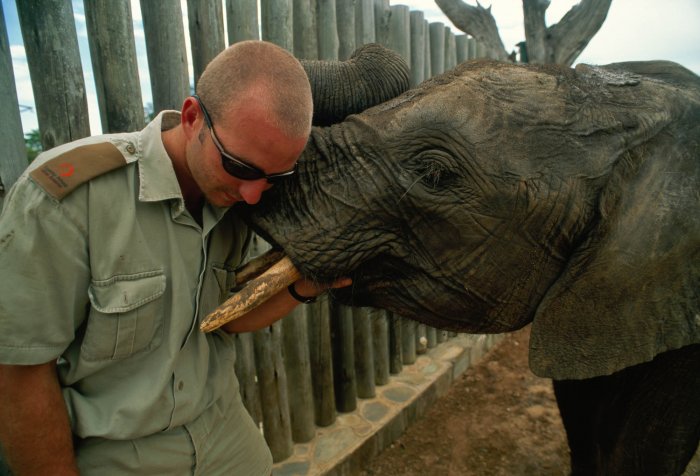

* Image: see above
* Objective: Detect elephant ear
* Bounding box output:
[529,123,700,380]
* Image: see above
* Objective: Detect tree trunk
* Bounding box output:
[437,0,612,66]
[527,0,612,66]
[435,0,508,61]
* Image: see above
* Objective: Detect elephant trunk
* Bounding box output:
[301,43,410,126]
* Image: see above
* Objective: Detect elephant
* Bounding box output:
[228,48,700,474]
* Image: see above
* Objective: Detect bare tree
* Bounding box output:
[435,0,612,65]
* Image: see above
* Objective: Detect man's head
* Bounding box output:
[179,40,313,207]
[196,40,313,140]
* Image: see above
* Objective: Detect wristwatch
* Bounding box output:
[288,283,317,304]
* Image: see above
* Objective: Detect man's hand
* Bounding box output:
[290,276,353,302]
[222,277,352,333]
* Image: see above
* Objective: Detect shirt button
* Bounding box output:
[178,381,184,391]
[126,143,136,154]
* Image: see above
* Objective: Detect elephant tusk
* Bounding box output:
[232,248,286,288]
[200,254,301,333]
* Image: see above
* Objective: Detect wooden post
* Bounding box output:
[0,1,26,202]
[307,294,337,426]
[187,0,226,85]
[388,5,410,68]
[445,27,457,71]
[233,332,263,426]
[226,0,259,43]
[282,306,316,442]
[16,0,90,150]
[254,322,293,462]
[84,0,144,133]
[372,309,390,385]
[456,34,469,63]
[331,299,357,412]
[293,0,318,59]
[427,327,437,348]
[429,22,445,76]
[261,0,293,51]
[353,307,376,398]
[416,324,427,354]
[468,37,477,60]
[355,0,375,47]
[336,0,356,60]
[388,312,402,374]
[401,317,416,365]
[373,0,390,48]
[316,0,338,60]
[140,0,190,114]
[409,10,425,87]
[423,19,431,79]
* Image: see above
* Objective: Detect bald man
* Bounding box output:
[0,40,348,475]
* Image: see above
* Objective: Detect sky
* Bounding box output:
[3,0,700,136]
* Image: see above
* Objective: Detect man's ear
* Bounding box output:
[180,97,201,140]
[529,127,700,380]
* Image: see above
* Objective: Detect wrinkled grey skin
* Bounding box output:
[239,59,700,381]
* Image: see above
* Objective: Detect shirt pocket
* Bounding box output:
[83,270,166,361]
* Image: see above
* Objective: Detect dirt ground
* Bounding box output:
[359,325,571,476]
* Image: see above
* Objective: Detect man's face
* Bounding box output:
[190,100,308,207]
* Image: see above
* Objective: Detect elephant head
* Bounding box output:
[235,58,700,380]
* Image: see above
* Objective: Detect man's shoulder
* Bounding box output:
[28,133,140,201]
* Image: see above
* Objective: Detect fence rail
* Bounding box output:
[0,0,496,467]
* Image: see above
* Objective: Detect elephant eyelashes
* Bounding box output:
[406,157,457,191]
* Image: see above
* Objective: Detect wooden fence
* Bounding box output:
[0,0,493,465]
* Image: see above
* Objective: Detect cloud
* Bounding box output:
[130,0,142,22]
[9,44,26,61]
[8,46,33,103]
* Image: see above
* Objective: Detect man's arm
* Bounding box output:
[222,277,351,333]
[0,361,79,475]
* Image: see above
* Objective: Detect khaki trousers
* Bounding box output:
[76,393,272,476]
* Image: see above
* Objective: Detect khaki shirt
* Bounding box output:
[0,112,252,440]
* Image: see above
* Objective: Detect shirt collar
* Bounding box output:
[137,110,184,203]
[136,111,231,224]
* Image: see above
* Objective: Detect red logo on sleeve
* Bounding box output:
[58,163,75,177]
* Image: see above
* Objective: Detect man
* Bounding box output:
[0,40,347,475]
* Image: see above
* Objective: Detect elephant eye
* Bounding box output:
[405,155,457,191]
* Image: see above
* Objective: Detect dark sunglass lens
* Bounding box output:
[221,157,264,180]
[266,170,296,185]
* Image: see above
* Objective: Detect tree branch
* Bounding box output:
[548,0,612,65]
[522,0,550,63]
[435,0,509,61]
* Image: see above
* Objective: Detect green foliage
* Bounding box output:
[24,129,42,163]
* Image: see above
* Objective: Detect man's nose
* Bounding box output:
[238,180,272,205]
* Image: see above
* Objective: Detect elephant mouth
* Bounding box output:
[199,249,398,332]
[200,250,302,332]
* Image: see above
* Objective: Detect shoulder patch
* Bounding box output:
[29,142,128,200]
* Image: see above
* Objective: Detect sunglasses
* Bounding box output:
[192,94,297,183]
